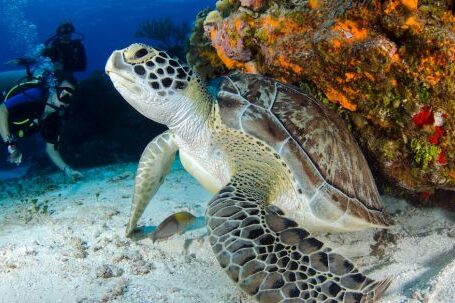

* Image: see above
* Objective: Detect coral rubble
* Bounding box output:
[188,0,455,202]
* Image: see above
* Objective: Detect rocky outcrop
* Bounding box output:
[188,0,455,203]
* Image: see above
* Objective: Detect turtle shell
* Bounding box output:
[216,73,390,227]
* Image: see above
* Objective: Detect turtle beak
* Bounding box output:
[106,50,144,101]
[105,50,135,84]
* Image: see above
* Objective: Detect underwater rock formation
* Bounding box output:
[188,0,455,203]
[187,9,229,80]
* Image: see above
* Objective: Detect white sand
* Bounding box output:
[0,160,454,303]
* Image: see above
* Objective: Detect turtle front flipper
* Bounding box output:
[126,130,178,237]
[206,175,391,303]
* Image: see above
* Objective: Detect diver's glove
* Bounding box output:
[5,134,22,166]
[63,166,83,180]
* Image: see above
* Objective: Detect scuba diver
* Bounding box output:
[0,71,82,180]
[43,21,87,73]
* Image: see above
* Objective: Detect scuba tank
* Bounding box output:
[2,75,49,139]
[2,57,52,103]
[0,69,28,97]
[3,76,46,102]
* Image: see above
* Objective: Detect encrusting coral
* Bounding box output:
[187,9,229,80]
[187,0,455,204]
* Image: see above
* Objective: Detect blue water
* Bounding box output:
[0,0,214,180]
[0,0,214,78]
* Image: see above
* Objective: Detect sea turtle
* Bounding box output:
[105,43,392,303]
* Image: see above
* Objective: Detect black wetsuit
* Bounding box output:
[44,38,87,73]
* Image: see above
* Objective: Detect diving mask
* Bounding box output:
[57,22,75,36]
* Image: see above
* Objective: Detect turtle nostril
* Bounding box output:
[134,48,148,59]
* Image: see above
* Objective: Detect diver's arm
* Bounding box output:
[0,104,10,143]
[45,142,67,170]
[0,104,22,165]
[45,142,82,179]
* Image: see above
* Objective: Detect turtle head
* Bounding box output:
[105,43,198,125]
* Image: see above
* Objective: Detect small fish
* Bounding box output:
[127,225,157,240]
[151,211,197,242]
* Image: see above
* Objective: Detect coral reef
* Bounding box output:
[239,0,268,11]
[187,9,229,80]
[188,0,455,203]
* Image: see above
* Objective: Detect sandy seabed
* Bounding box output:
[0,160,454,303]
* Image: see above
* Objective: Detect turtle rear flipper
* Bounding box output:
[206,175,391,302]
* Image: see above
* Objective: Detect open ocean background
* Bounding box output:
[0,0,214,179]
[0,0,214,76]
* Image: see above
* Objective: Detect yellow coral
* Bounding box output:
[417,55,446,85]
[333,20,368,42]
[449,170,455,181]
[244,61,258,73]
[256,15,307,45]
[276,55,303,74]
[204,10,223,26]
[261,15,280,28]
[401,0,418,10]
[331,39,342,49]
[345,72,356,81]
[384,1,399,14]
[402,16,423,32]
[325,87,357,111]
[385,0,418,13]
[308,0,320,9]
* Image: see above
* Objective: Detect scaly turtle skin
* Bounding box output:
[106,43,391,303]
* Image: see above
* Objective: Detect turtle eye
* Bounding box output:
[134,48,148,59]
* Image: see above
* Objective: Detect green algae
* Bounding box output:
[411,138,441,170]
